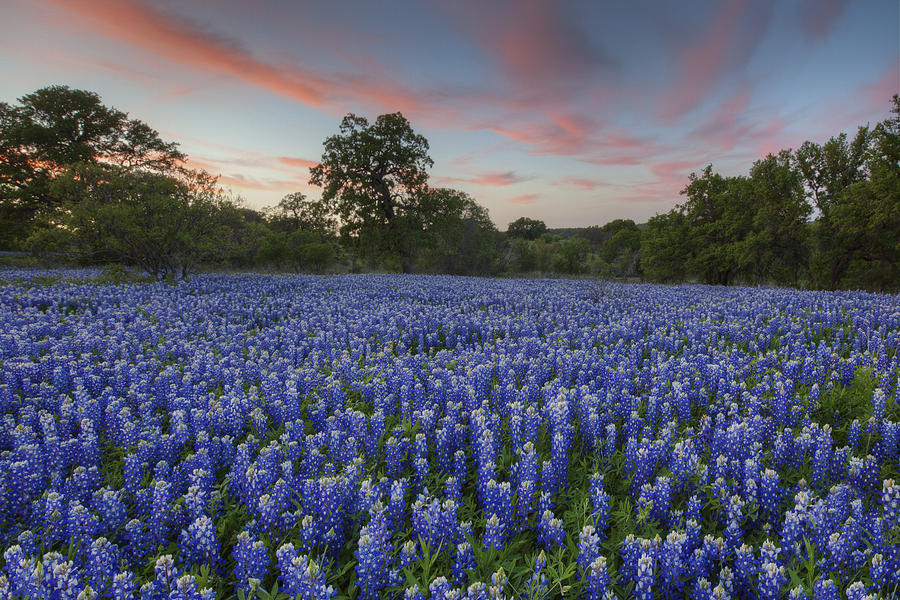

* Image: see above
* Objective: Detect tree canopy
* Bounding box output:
[309,112,433,270]
[1,85,895,288]
[506,217,548,240]
[38,163,225,279]
[641,95,899,291]
[0,85,185,248]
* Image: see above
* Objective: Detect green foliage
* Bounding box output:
[415,188,499,275]
[93,264,154,285]
[258,230,335,272]
[640,211,689,283]
[266,192,336,236]
[552,237,589,274]
[826,96,900,291]
[37,163,226,279]
[506,217,548,240]
[677,165,755,285]
[309,112,433,271]
[638,95,898,291]
[4,86,895,286]
[506,238,537,273]
[0,85,185,249]
[588,219,642,279]
[744,150,811,285]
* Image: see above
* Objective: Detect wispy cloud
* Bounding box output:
[797,0,852,39]
[434,171,528,187]
[185,157,309,192]
[865,60,900,106]
[278,156,318,170]
[554,177,607,191]
[474,0,617,89]
[507,193,539,204]
[44,0,440,116]
[660,0,774,120]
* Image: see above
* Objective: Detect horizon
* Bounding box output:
[1,0,897,228]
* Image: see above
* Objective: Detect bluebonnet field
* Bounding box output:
[0,269,898,600]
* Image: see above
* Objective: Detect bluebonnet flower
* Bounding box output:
[429,576,457,600]
[881,479,900,528]
[275,544,336,599]
[536,509,565,550]
[759,468,782,524]
[584,555,611,600]
[577,525,601,573]
[522,551,549,599]
[452,542,475,586]
[659,530,688,597]
[66,498,99,549]
[445,476,462,505]
[734,544,756,594]
[589,473,611,537]
[92,487,127,532]
[845,581,869,600]
[789,586,810,600]
[2,268,900,595]
[178,515,220,569]
[42,490,67,546]
[404,584,426,600]
[398,540,418,571]
[153,554,180,596]
[3,545,39,598]
[869,553,887,593]
[149,479,174,545]
[355,509,392,600]
[758,561,786,600]
[635,553,654,600]
[232,530,268,596]
[482,514,506,551]
[86,537,120,594]
[111,570,137,600]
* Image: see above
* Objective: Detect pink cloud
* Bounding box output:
[693,86,753,150]
[555,177,606,190]
[43,0,635,165]
[584,155,644,167]
[184,158,307,192]
[482,112,613,158]
[451,0,615,89]
[617,180,686,204]
[572,129,670,167]
[278,156,319,170]
[752,116,791,156]
[507,194,539,204]
[797,0,852,39]
[165,136,318,178]
[661,0,773,120]
[184,149,319,196]
[865,60,900,107]
[647,159,705,181]
[553,113,590,138]
[215,174,308,192]
[44,0,439,117]
[435,171,527,187]
[795,63,899,143]
[614,194,677,204]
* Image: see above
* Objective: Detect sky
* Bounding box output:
[1,0,897,228]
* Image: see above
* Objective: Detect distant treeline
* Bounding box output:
[640,99,899,291]
[1,86,897,290]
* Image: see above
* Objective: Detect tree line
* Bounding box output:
[1,86,897,290]
[641,97,899,290]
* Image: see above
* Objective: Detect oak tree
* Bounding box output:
[308,112,432,270]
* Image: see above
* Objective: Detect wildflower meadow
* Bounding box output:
[0,270,898,599]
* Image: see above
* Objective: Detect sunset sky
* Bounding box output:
[2,0,897,228]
